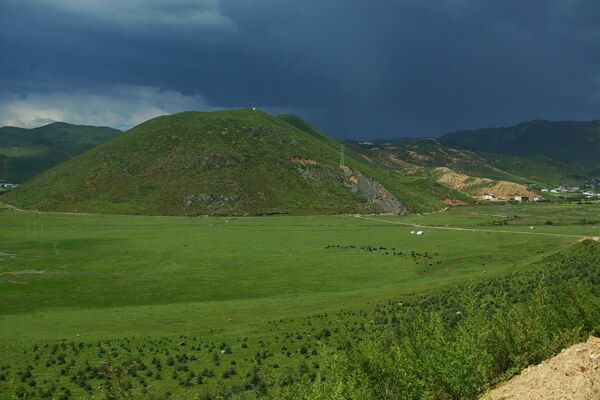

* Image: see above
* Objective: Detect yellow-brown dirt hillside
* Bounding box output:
[434,167,537,198]
[482,336,600,400]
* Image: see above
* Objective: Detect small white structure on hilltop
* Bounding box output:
[416,231,424,235]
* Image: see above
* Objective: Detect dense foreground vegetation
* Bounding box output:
[273,240,600,400]
[2,240,597,400]
[0,203,598,399]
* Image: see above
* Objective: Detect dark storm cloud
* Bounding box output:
[2,0,600,138]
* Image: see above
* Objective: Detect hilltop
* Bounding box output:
[2,110,468,216]
[441,119,600,176]
[0,122,122,183]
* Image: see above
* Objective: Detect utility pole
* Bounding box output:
[339,144,345,167]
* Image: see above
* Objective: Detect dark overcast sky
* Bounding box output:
[2,0,600,139]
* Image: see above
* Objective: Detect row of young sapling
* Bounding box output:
[0,314,341,399]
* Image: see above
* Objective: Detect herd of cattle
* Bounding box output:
[325,244,441,265]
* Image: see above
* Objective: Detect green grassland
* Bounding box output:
[0,203,598,399]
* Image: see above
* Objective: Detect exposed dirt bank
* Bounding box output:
[483,336,600,400]
[435,167,537,198]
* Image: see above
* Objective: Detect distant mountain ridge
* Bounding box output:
[352,137,587,199]
[1,113,595,216]
[0,122,122,183]
[358,137,587,186]
[5,110,459,216]
[440,119,600,176]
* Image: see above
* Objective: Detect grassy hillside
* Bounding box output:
[275,239,600,400]
[2,110,468,216]
[278,115,472,210]
[0,122,122,183]
[352,138,588,201]
[2,115,594,215]
[441,119,600,176]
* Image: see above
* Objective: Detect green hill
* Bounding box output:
[2,110,469,216]
[277,114,472,210]
[441,119,600,176]
[358,138,587,187]
[0,122,122,183]
[4,112,589,214]
[347,137,593,201]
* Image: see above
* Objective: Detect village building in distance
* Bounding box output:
[481,193,541,202]
[540,183,599,199]
[0,180,18,189]
[483,181,599,202]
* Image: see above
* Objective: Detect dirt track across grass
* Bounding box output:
[355,215,588,239]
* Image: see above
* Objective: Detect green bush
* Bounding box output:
[269,242,600,400]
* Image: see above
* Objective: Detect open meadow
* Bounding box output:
[0,203,598,399]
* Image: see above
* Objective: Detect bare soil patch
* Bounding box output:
[0,251,16,259]
[483,336,600,400]
[579,236,600,243]
[407,150,430,161]
[434,167,536,198]
[0,269,68,275]
[439,198,473,205]
[0,279,27,284]
[290,156,318,165]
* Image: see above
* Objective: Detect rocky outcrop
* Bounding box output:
[586,177,600,190]
[342,167,408,214]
